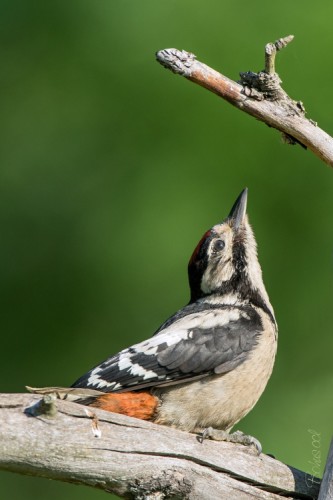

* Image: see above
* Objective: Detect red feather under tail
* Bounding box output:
[90,391,159,420]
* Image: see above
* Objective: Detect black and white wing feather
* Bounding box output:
[72,303,263,393]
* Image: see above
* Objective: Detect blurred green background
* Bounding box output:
[0,1,332,498]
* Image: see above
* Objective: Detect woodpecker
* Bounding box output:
[30,189,277,452]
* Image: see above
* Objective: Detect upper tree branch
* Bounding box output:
[156,37,333,168]
[0,393,321,499]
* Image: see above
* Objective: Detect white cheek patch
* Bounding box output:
[200,227,235,294]
[201,255,234,293]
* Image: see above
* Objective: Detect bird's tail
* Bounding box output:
[26,386,158,420]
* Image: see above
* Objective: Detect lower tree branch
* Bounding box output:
[318,438,333,500]
[0,393,321,499]
[156,38,333,168]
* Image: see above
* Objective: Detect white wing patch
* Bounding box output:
[87,370,113,389]
[82,307,250,391]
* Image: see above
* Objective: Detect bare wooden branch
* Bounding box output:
[156,38,333,168]
[264,35,294,75]
[319,438,333,500]
[0,393,320,499]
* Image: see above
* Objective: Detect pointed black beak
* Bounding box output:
[228,188,248,230]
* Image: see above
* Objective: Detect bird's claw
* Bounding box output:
[198,427,262,455]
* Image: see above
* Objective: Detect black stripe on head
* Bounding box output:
[188,230,216,302]
[215,237,276,325]
[232,236,247,273]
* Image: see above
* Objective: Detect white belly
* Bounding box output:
[154,322,277,432]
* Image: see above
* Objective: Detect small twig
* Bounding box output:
[265,35,294,75]
[156,38,333,168]
[26,394,57,418]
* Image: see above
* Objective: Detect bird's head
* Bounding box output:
[188,189,273,315]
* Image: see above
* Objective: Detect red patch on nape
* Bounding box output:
[189,230,212,265]
[90,391,158,421]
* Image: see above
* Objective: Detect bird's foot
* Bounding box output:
[198,428,262,455]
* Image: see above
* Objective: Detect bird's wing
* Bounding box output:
[71,304,263,393]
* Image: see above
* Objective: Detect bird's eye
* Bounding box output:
[213,239,225,253]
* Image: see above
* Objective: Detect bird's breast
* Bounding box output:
[154,313,277,432]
